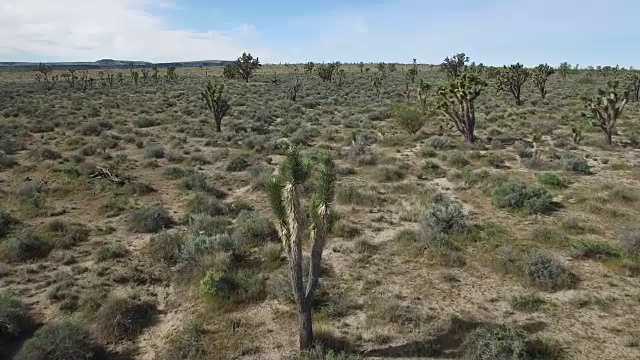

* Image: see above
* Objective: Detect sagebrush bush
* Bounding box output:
[525,251,577,291]
[123,181,156,196]
[28,146,62,161]
[94,243,128,262]
[618,227,640,256]
[537,172,567,188]
[14,321,103,360]
[180,234,237,263]
[179,172,225,197]
[336,185,385,207]
[148,230,185,265]
[94,296,156,343]
[143,144,165,159]
[231,211,278,248]
[421,160,447,178]
[425,135,453,150]
[0,150,18,170]
[492,178,555,214]
[561,151,591,174]
[200,269,265,304]
[484,152,505,168]
[188,214,232,236]
[127,203,174,233]
[0,211,17,238]
[447,151,470,168]
[0,291,35,343]
[43,221,90,249]
[226,155,250,172]
[3,230,53,262]
[186,192,228,216]
[422,199,468,246]
[393,103,427,134]
[374,165,406,182]
[462,324,529,360]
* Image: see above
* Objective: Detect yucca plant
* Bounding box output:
[437,73,486,143]
[582,80,628,145]
[406,58,419,83]
[264,149,337,351]
[201,82,231,133]
[372,76,383,98]
[417,79,430,112]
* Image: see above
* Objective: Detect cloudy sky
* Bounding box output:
[1,0,638,66]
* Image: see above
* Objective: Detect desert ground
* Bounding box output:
[1,62,640,360]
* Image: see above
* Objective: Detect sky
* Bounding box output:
[0,0,639,66]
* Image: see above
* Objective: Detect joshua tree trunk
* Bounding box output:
[215,119,221,133]
[605,127,613,145]
[299,305,313,350]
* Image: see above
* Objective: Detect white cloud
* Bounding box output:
[0,0,272,62]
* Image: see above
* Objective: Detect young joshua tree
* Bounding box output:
[417,79,431,113]
[264,149,337,351]
[304,62,315,75]
[496,63,530,105]
[372,76,383,98]
[582,80,628,145]
[201,82,231,133]
[440,53,469,79]
[626,71,640,102]
[437,73,487,143]
[532,64,555,99]
[558,62,571,78]
[357,61,365,74]
[234,52,262,82]
[406,58,419,83]
[289,75,302,101]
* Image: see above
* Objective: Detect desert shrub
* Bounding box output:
[496,245,521,273]
[261,242,283,265]
[462,324,529,360]
[425,135,453,150]
[188,214,232,236]
[143,144,165,159]
[561,151,590,174]
[422,199,468,247]
[186,192,227,216]
[179,172,225,197]
[18,181,46,212]
[571,239,620,261]
[200,269,266,303]
[0,291,35,343]
[79,120,110,136]
[393,103,427,134]
[3,230,52,262]
[608,185,639,203]
[43,221,90,249]
[492,178,555,214]
[336,185,385,207]
[29,146,61,161]
[94,296,156,343]
[0,150,18,170]
[447,151,470,168]
[231,211,278,248]
[484,152,505,168]
[123,181,156,196]
[78,143,97,157]
[226,155,250,172]
[134,117,160,128]
[0,211,18,238]
[127,204,174,233]
[162,319,209,360]
[618,227,640,256]
[510,293,547,312]
[525,251,577,291]
[148,230,185,265]
[163,166,189,179]
[332,220,362,239]
[47,271,78,312]
[374,165,406,182]
[292,348,363,360]
[94,243,128,262]
[536,172,567,188]
[180,234,237,263]
[421,160,447,178]
[513,140,532,158]
[14,321,103,360]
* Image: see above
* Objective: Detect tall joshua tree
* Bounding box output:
[264,149,336,351]
[201,82,231,132]
[582,80,628,145]
[496,63,529,105]
[532,64,555,99]
[440,53,469,79]
[233,52,261,82]
[437,73,486,143]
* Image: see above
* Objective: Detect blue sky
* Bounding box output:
[1,0,638,66]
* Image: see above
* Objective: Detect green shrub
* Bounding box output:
[462,324,529,360]
[188,214,232,236]
[179,172,225,197]
[226,155,250,172]
[3,230,53,262]
[0,291,35,343]
[336,186,385,207]
[492,179,555,214]
[510,293,547,312]
[571,239,620,260]
[0,150,18,170]
[231,211,278,248]
[162,319,209,360]
[127,204,174,233]
[180,234,236,263]
[393,103,427,134]
[14,321,103,360]
[148,231,185,265]
[421,161,447,178]
[618,227,640,256]
[537,172,567,188]
[525,251,577,291]
[186,192,227,216]
[200,269,265,304]
[422,199,467,247]
[608,185,639,203]
[425,135,453,150]
[0,211,18,238]
[43,221,90,249]
[123,181,156,196]
[561,151,590,174]
[373,165,406,182]
[29,146,62,161]
[485,152,505,168]
[94,243,128,262]
[94,296,156,343]
[143,144,165,159]
[18,181,46,212]
[447,151,470,168]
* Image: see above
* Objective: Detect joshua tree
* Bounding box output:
[337,69,346,87]
[417,79,430,112]
[495,63,530,105]
[626,71,640,102]
[304,62,315,75]
[166,67,177,82]
[372,76,383,98]
[264,149,336,351]
[387,63,397,73]
[406,58,419,83]
[61,69,77,88]
[582,80,628,145]
[151,65,159,83]
[532,64,555,99]
[558,62,571,78]
[140,68,150,83]
[35,63,55,89]
[201,82,231,133]
[357,62,365,74]
[376,62,387,76]
[440,53,469,79]
[117,73,124,85]
[106,72,115,88]
[437,73,487,143]
[289,75,302,101]
[316,63,336,82]
[130,68,139,86]
[223,64,238,80]
[232,52,261,82]
[404,82,413,101]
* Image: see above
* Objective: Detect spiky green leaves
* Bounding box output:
[437,73,486,143]
[495,63,530,105]
[582,80,628,145]
[440,53,469,79]
[314,151,336,208]
[201,82,231,132]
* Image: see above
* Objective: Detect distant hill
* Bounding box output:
[0,59,234,71]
